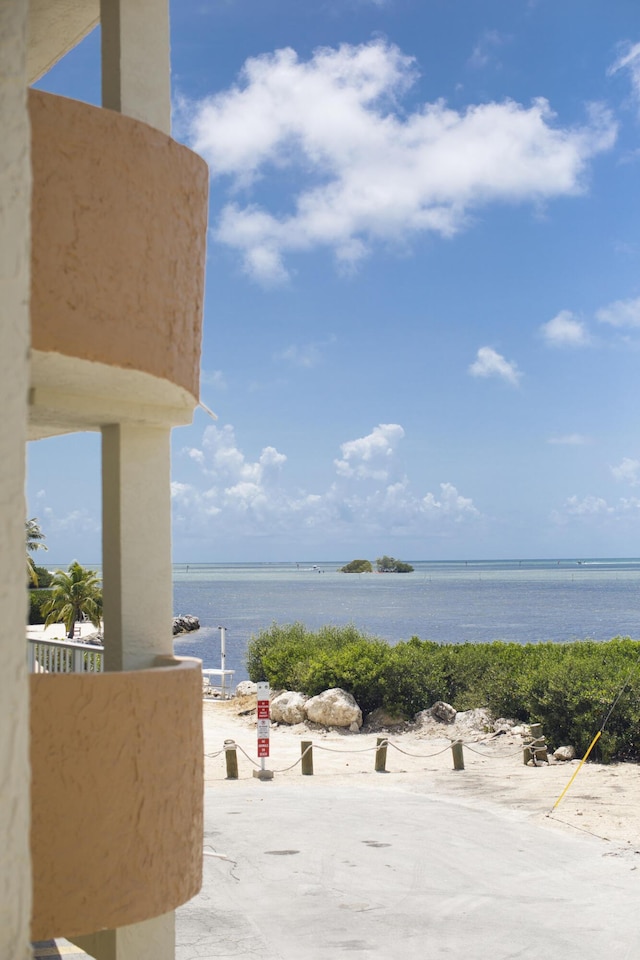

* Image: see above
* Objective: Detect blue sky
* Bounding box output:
[29,0,640,563]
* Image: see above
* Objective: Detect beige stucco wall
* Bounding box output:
[30,657,204,941]
[0,1,32,956]
[27,0,99,83]
[30,89,209,401]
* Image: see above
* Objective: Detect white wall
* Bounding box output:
[0,0,33,956]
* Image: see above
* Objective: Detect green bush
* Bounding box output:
[376,555,414,573]
[245,625,640,762]
[340,559,373,573]
[28,588,50,624]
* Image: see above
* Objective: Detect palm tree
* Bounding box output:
[41,561,102,639]
[26,517,47,586]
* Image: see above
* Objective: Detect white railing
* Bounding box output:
[28,636,104,673]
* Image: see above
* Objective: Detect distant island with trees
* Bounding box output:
[340,556,414,574]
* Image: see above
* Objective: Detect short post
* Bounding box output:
[224,739,238,779]
[451,740,464,771]
[375,737,388,773]
[530,722,548,763]
[301,740,313,776]
[524,722,548,765]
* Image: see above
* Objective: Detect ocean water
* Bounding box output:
[172,558,640,683]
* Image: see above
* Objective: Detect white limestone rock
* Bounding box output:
[271,691,308,725]
[304,688,363,729]
[429,701,457,724]
[235,680,257,697]
[553,745,576,762]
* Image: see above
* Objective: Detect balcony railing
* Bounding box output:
[28,636,104,673]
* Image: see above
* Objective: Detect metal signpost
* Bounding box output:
[254,681,274,779]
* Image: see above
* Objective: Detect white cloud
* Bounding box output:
[183,40,616,283]
[172,422,480,540]
[608,41,640,116]
[611,457,640,485]
[540,309,591,347]
[595,295,640,327]
[469,346,521,386]
[563,495,613,516]
[547,434,591,446]
[334,423,405,479]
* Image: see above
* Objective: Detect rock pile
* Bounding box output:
[270,688,362,730]
[172,615,200,636]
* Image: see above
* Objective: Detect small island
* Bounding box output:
[339,559,373,573]
[340,555,414,573]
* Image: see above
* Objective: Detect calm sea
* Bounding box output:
[172,559,640,683]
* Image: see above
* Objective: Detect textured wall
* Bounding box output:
[0,0,32,956]
[30,89,209,401]
[30,658,204,940]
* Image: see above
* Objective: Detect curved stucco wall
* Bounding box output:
[29,89,208,401]
[30,657,204,941]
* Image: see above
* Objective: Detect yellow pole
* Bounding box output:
[551,730,601,811]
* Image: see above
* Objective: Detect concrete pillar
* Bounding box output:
[98,423,176,957]
[73,913,175,960]
[0,1,32,957]
[102,423,174,671]
[101,0,171,134]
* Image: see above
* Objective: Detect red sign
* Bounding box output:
[257,703,270,719]
[258,738,270,758]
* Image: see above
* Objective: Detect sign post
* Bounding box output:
[253,681,274,780]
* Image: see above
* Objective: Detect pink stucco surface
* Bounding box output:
[29,89,208,400]
[30,657,203,940]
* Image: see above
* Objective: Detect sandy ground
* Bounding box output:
[172,697,640,959]
[202,695,640,850]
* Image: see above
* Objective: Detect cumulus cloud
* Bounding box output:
[182,40,616,283]
[611,457,640,485]
[172,422,480,540]
[608,41,640,116]
[334,423,405,479]
[596,295,640,327]
[551,492,640,527]
[540,310,591,347]
[468,346,521,386]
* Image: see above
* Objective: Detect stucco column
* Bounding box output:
[102,423,174,671]
[101,0,171,134]
[93,424,176,960]
[0,1,32,957]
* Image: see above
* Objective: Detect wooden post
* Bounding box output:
[523,745,532,765]
[224,739,238,779]
[301,740,313,776]
[529,722,548,764]
[375,737,388,773]
[451,740,464,771]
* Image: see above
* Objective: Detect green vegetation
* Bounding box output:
[28,588,50,625]
[246,624,640,762]
[26,517,47,586]
[41,561,103,639]
[340,559,373,573]
[376,555,414,573]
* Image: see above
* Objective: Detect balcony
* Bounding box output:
[28,89,209,440]
[30,656,203,941]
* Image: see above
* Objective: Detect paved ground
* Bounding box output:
[176,775,640,960]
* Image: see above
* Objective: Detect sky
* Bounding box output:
[28,0,640,563]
